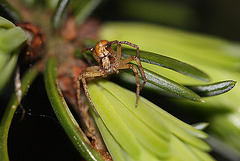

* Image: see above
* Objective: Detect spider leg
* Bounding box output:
[77,69,103,116]
[91,49,100,63]
[118,56,147,90]
[106,40,120,59]
[118,63,141,108]
[76,76,83,114]
[82,47,95,65]
[82,47,100,65]
[119,41,140,59]
[86,66,100,72]
[115,42,122,62]
[108,40,138,62]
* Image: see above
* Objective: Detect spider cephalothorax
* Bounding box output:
[95,40,116,73]
[77,40,147,115]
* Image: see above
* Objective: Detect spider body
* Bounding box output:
[95,40,115,73]
[77,40,147,115]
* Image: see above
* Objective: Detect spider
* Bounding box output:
[77,40,147,115]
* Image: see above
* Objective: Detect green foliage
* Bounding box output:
[88,81,214,161]
[186,81,236,97]
[122,48,210,82]
[44,57,104,161]
[1,1,239,160]
[0,16,27,93]
[99,21,240,155]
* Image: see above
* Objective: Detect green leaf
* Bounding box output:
[0,16,15,28]
[91,111,128,161]
[122,48,210,82]
[192,123,209,130]
[88,80,212,160]
[0,50,18,93]
[0,17,27,93]
[0,50,9,71]
[169,135,200,161]
[136,78,236,98]
[0,67,38,161]
[0,27,27,53]
[186,80,236,97]
[125,68,204,103]
[102,88,170,159]
[168,120,211,151]
[44,57,104,161]
[98,81,171,140]
[88,83,141,159]
[99,81,209,139]
[51,0,71,29]
[189,145,216,161]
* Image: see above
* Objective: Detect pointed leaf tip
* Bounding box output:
[186,80,236,97]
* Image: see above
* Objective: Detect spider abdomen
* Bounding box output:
[102,56,111,70]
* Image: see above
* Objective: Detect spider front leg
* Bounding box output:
[119,41,140,59]
[82,47,100,65]
[77,69,102,116]
[107,40,140,61]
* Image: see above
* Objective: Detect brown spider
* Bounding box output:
[77,40,147,115]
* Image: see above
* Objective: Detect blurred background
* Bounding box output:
[94,0,240,41]
[1,0,240,161]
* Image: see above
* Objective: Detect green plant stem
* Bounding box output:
[0,67,38,161]
[44,57,104,161]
